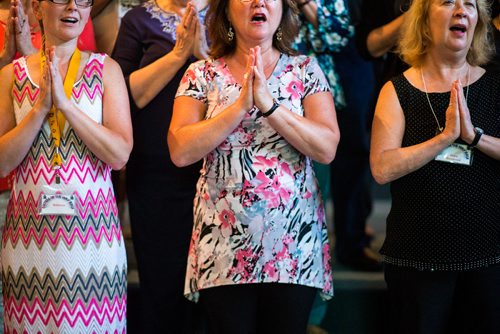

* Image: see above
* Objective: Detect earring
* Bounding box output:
[227,26,234,42]
[276,27,283,41]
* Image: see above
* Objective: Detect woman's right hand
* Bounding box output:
[173,3,197,61]
[33,58,53,115]
[234,52,255,112]
[441,80,460,142]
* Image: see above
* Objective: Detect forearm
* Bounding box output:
[0,108,47,176]
[298,0,318,28]
[366,14,405,58]
[169,103,247,167]
[91,0,114,18]
[370,133,454,184]
[475,135,500,161]
[129,51,189,109]
[62,105,132,170]
[266,107,339,164]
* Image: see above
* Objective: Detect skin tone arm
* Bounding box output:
[0,61,52,176]
[294,0,318,28]
[251,47,339,163]
[370,79,461,185]
[366,13,405,58]
[128,3,200,109]
[90,0,114,18]
[47,48,133,170]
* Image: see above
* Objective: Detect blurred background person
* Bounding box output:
[370,0,499,333]
[290,0,352,331]
[0,0,133,331]
[168,0,339,331]
[111,0,208,332]
[358,0,411,91]
[485,0,499,71]
[330,0,382,272]
[90,0,141,55]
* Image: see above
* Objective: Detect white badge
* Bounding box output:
[39,184,77,216]
[435,143,473,166]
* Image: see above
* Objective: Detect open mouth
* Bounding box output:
[450,24,466,33]
[251,13,267,22]
[61,17,78,24]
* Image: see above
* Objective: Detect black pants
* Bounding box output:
[200,283,317,334]
[385,263,500,334]
[127,168,200,334]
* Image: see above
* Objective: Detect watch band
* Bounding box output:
[469,127,484,148]
[261,99,280,118]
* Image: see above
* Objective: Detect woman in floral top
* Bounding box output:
[168,0,339,332]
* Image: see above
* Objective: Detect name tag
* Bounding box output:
[39,184,77,216]
[435,143,472,166]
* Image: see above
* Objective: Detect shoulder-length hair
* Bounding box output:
[206,0,300,59]
[398,0,493,67]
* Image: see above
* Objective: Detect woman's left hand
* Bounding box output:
[46,47,73,113]
[251,47,274,113]
[193,18,209,59]
[456,80,475,145]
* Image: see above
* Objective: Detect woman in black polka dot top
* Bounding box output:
[370,0,500,333]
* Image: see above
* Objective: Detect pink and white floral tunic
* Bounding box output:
[176,54,333,302]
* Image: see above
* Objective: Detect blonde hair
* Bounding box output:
[399,0,494,67]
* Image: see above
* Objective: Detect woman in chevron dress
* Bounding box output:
[0,0,132,332]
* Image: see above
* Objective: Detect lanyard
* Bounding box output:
[41,48,81,182]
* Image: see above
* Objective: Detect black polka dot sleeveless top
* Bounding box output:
[381,71,500,271]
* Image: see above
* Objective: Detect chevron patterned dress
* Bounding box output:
[1,53,127,333]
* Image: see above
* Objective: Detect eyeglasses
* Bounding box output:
[39,0,93,8]
[239,0,277,3]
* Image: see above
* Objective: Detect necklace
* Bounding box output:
[420,65,470,133]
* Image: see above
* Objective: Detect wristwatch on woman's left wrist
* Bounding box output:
[468,127,484,148]
[260,99,280,118]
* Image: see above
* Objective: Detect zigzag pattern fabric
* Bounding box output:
[2,53,127,333]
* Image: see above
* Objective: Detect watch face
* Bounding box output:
[475,127,484,135]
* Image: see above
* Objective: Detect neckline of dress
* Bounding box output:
[222,53,283,85]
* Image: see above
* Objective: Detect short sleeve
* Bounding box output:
[175,60,209,103]
[303,56,331,98]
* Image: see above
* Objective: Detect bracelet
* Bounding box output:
[297,0,311,9]
[260,99,280,118]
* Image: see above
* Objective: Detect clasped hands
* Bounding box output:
[442,80,477,145]
[174,2,209,60]
[235,46,276,115]
[1,0,36,62]
[35,47,73,116]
